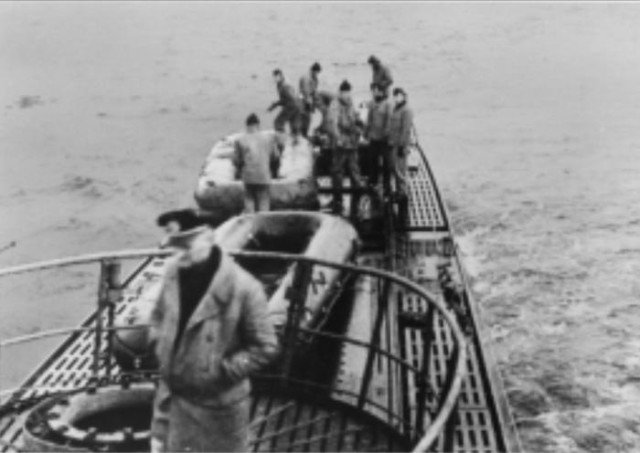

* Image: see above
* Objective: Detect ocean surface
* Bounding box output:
[2,2,640,451]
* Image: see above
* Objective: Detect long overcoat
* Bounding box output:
[150,247,279,452]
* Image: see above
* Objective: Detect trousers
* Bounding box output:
[331,147,363,212]
[243,183,270,213]
[366,139,391,188]
[389,146,408,195]
[299,103,314,137]
[274,108,302,134]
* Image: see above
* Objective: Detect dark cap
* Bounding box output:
[246,113,260,126]
[311,62,322,72]
[339,79,352,92]
[393,87,406,97]
[164,225,212,250]
[368,55,380,65]
[272,68,283,76]
[156,209,216,250]
[157,208,203,231]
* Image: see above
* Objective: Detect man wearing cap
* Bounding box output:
[388,87,414,198]
[310,90,336,147]
[364,83,392,191]
[233,113,282,213]
[330,80,364,214]
[268,69,304,133]
[299,62,322,136]
[367,55,394,98]
[149,218,279,452]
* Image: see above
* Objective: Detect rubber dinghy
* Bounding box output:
[22,383,155,452]
[113,211,359,371]
[194,131,320,215]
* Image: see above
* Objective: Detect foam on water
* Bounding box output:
[2,3,640,451]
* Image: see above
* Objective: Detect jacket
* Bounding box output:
[274,81,303,113]
[373,63,393,92]
[388,102,413,148]
[333,97,360,149]
[365,98,392,141]
[150,246,279,448]
[233,131,280,184]
[299,72,318,109]
[312,92,337,147]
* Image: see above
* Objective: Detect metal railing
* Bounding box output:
[0,248,468,452]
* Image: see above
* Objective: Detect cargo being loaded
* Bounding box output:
[194,132,320,215]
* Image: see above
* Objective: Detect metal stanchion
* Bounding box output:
[282,261,313,382]
[92,259,121,382]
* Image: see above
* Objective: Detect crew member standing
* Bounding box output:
[299,62,322,137]
[388,87,414,198]
[233,113,281,213]
[311,90,336,147]
[331,80,364,215]
[149,224,279,452]
[268,69,303,133]
[367,55,394,98]
[364,83,392,191]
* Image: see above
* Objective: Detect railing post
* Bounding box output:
[438,343,461,451]
[282,261,313,383]
[92,259,121,382]
[414,302,436,440]
[357,278,391,409]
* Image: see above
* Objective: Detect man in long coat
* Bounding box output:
[388,87,414,197]
[330,80,364,214]
[149,224,279,452]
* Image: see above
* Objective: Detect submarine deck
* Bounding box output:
[0,145,518,452]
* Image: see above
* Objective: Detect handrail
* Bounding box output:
[0,248,468,452]
[0,324,152,349]
[0,249,172,278]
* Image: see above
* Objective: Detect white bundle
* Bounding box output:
[278,137,314,180]
[201,134,242,182]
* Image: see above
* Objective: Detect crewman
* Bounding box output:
[233,113,281,213]
[388,87,414,199]
[364,82,392,191]
[149,221,279,452]
[268,69,304,133]
[331,80,364,215]
[311,89,337,148]
[299,62,322,136]
[367,55,394,98]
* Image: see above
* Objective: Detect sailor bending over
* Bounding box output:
[268,69,304,134]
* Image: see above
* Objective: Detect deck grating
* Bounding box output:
[406,150,447,231]
[399,292,501,451]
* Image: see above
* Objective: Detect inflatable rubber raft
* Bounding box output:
[194,132,320,215]
[22,383,154,452]
[214,211,359,329]
[113,211,359,371]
